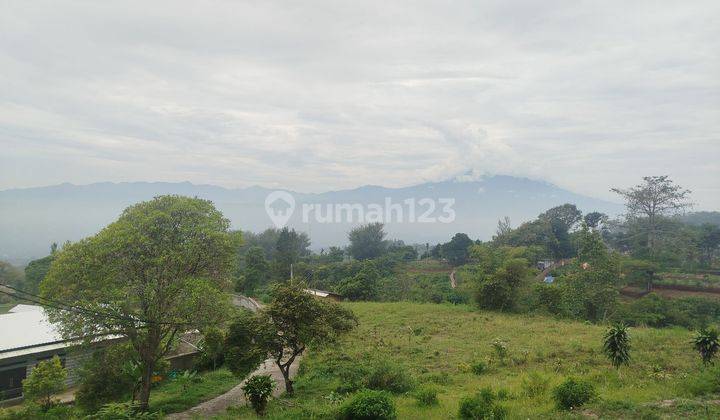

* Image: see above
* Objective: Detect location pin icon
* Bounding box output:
[265,191,296,228]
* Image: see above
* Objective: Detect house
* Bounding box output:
[0,304,201,404]
[0,304,123,404]
[304,288,343,302]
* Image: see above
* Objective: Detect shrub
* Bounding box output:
[242,374,275,416]
[86,402,161,419]
[338,389,397,420]
[412,385,439,406]
[603,324,631,369]
[490,338,509,365]
[22,356,67,410]
[76,345,137,411]
[693,328,720,365]
[552,378,596,410]
[520,371,550,398]
[471,361,487,375]
[458,388,506,419]
[367,360,414,393]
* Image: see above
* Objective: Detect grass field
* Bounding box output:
[222,302,720,419]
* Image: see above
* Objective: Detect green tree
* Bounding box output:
[348,223,387,260]
[441,233,473,266]
[22,356,67,410]
[24,249,55,294]
[239,246,270,293]
[475,258,529,311]
[693,328,720,365]
[697,223,720,267]
[541,204,582,232]
[242,375,275,416]
[274,227,311,280]
[41,196,237,411]
[199,327,226,370]
[583,212,607,230]
[75,344,137,411]
[338,262,381,301]
[612,176,692,258]
[558,227,620,321]
[225,281,356,393]
[603,323,631,370]
[0,261,24,300]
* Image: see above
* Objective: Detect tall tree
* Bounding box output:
[24,243,58,293]
[239,246,270,293]
[225,282,356,394]
[697,223,720,267]
[274,227,310,280]
[41,196,237,411]
[347,222,387,260]
[583,212,607,230]
[611,176,692,257]
[441,233,474,266]
[541,204,583,232]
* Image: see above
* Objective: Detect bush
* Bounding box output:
[520,371,550,398]
[367,360,414,393]
[86,402,161,419]
[553,378,596,410]
[471,361,487,375]
[412,385,439,406]
[242,374,275,416]
[76,345,137,411]
[338,390,397,420]
[22,356,67,410]
[458,388,506,419]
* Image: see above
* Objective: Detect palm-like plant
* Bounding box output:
[693,328,720,365]
[603,323,631,369]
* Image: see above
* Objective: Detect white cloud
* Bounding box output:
[0,0,718,207]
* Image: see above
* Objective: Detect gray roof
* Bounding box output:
[0,305,65,355]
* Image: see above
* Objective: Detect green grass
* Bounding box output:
[148,368,239,414]
[219,302,720,419]
[0,303,13,314]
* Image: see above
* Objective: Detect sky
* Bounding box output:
[1,1,719,208]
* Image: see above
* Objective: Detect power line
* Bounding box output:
[0,283,202,327]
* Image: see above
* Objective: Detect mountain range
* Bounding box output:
[0,176,623,264]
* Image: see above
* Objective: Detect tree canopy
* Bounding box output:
[41,195,238,411]
[348,222,387,260]
[226,281,356,394]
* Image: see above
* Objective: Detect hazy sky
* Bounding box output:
[1,1,719,208]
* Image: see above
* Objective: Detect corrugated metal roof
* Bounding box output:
[0,305,66,355]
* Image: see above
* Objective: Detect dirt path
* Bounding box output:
[450,269,456,288]
[165,355,302,419]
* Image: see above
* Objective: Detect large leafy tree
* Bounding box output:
[226,281,356,394]
[24,243,58,293]
[239,246,270,293]
[697,223,720,267]
[273,227,311,280]
[612,176,692,258]
[559,227,620,321]
[41,196,238,411]
[348,222,387,260]
[338,261,381,301]
[441,233,474,266]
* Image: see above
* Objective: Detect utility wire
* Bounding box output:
[0,283,201,327]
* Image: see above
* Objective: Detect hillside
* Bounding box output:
[0,176,621,262]
[223,302,720,419]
